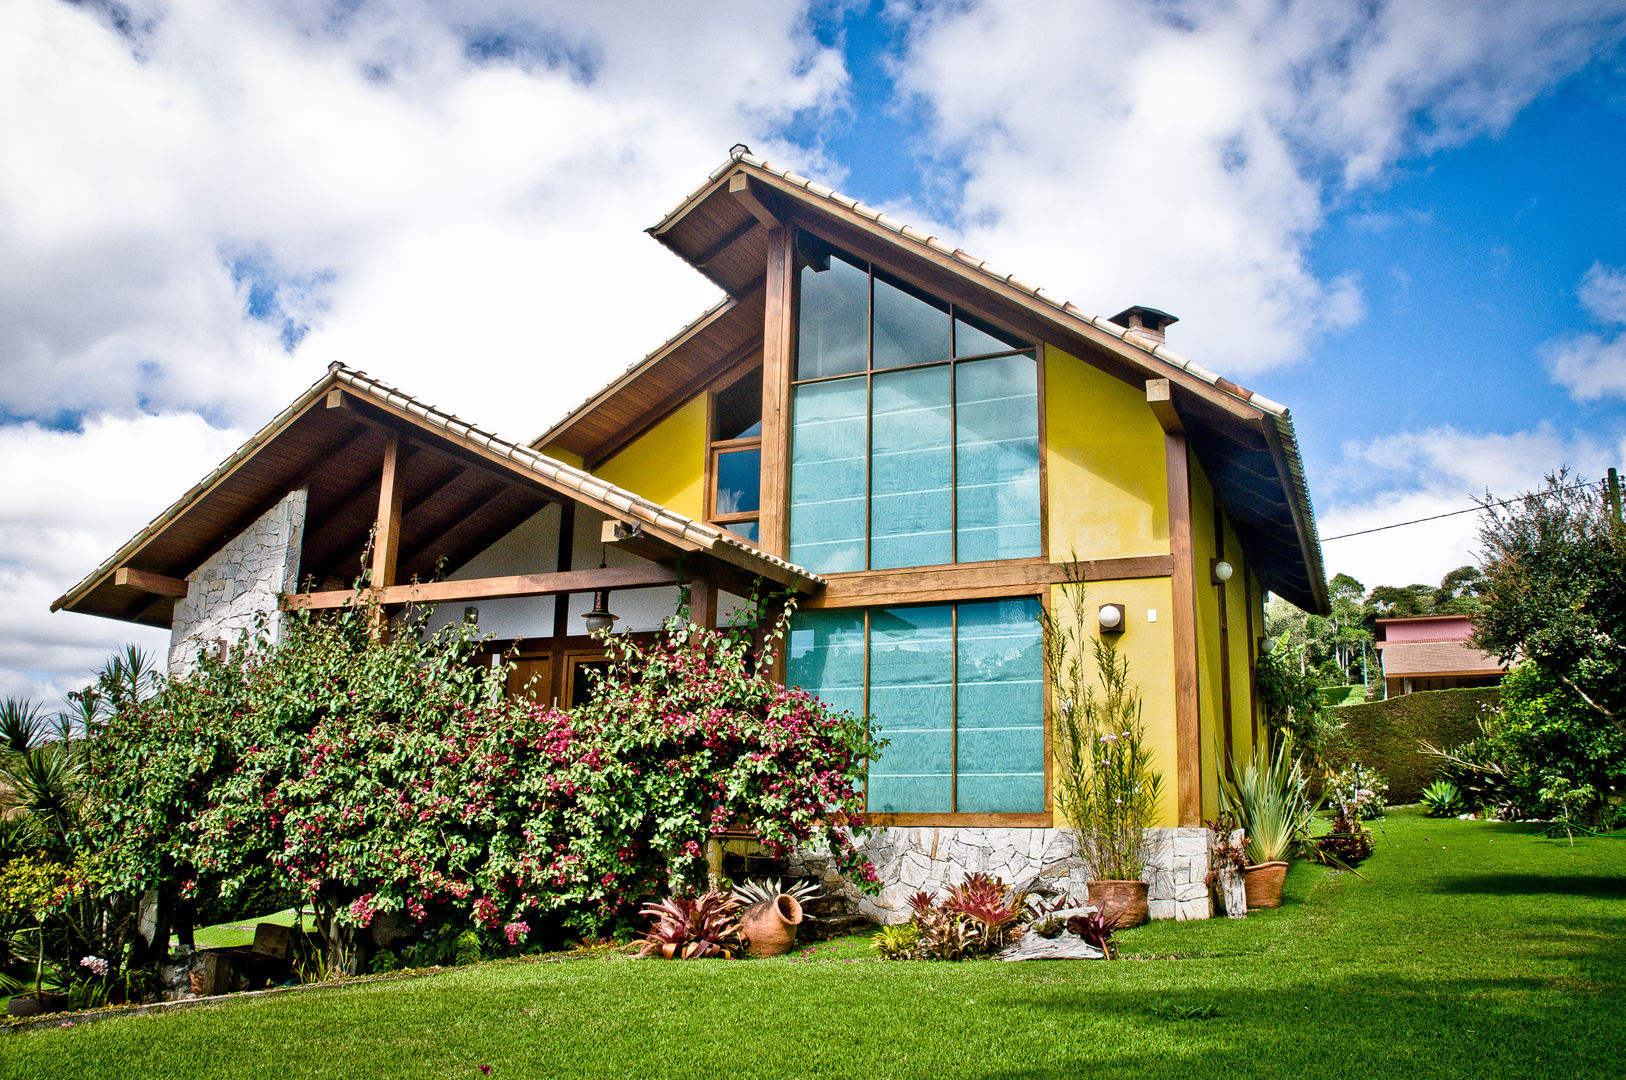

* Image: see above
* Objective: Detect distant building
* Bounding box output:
[1374,614,1505,697]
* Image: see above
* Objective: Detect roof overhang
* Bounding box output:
[54,365,824,628]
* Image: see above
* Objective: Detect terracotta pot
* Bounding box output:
[1243,862,1289,909]
[739,894,804,957]
[1086,879,1150,928]
[7,993,69,1018]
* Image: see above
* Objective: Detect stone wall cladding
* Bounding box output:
[789,825,1212,923]
[168,488,307,677]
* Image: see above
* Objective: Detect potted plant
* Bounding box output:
[730,878,814,957]
[1217,744,1317,909]
[1044,584,1164,928]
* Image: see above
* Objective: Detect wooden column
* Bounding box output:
[758,226,797,559]
[1214,505,1234,771]
[689,579,718,630]
[1150,380,1201,827]
[1245,569,1260,746]
[370,430,405,589]
[550,501,577,704]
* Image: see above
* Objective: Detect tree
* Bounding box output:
[1473,470,1626,737]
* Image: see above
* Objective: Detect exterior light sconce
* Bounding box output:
[463,606,479,625]
[1098,603,1126,634]
[1211,559,1234,584]
[583,587,618,634]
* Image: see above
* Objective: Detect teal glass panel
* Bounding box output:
[873,273,950,370]
[790,378,868,573]
[715,448,761,515]
[797,255,869,379]
[954,313,1026,358]
[955,598,1045,812]
[870,366,952,569]
[787,610,866,720]
[955,353,1040,563]
[867,605,953,813]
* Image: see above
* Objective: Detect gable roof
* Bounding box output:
[54,363,823,627]
[542,147,1328,613]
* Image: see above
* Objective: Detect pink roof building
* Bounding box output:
[1374,614,1505,697]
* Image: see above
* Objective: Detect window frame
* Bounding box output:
[788,236,1049,575]
[791,594,1053,828]
[706,366,764,544]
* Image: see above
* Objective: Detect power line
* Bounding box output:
[1321,478,1605,542]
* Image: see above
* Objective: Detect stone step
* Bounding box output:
[800,913,875,942]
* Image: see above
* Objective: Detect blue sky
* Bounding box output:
[3,0,1626,701]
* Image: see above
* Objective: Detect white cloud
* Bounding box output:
[887,0,1626,376]
[1315,424,1625,589]
[1544,263,1626,401]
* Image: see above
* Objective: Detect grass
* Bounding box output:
[180,908,320,951]
[12,810,1625,1079]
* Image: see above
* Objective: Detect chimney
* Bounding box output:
[1109,305,1178,347]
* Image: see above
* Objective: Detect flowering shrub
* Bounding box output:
[1324,763,1388,821]
[87,592,880,970]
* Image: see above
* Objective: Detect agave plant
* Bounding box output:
[636,892,745,959]
[1420,779,1464,818]
[730,876,819,909]
[1217,743,1318,864]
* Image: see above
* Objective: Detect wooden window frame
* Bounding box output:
[786,235,1048,573]
[801,594,1053,828]
[706,370,764,543]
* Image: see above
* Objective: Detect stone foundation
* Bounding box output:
[169,487,307,677]
[789,825,1212,923]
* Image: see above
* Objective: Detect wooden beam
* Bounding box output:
[370,430,404,589]
[1147,378,1182,435]
[285,564,682,610]
[692,216,760,269]
[114,566,189,598]
[729,173,781,229]
[1166,430,1201,827]
[803,556,1175,609]
[758,227,796,558]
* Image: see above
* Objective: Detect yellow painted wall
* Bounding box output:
[1189,458,1224,819]
[1045,347,1168,561]
[1047,575,1181,828]
[594,397,708,521]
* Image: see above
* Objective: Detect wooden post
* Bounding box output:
[1219,829,1248,918]
[758,227,797,559]
[689,578,718,630]
[1150,380,1202,827]
[368,430,405,638]
[1214,506,1234,771]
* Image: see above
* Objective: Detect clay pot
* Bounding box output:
[739,894,804,957]
[1086,879,1150,928]
[1242,862,1289,909]
[7,993,69,1018]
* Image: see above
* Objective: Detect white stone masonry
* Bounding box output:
[168,488,307,677]
[788,825,1212,923]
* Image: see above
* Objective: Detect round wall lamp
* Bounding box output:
[1098,603,1126,634]
[1211,559,1234,584]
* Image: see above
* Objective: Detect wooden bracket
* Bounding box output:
[729,173,781,229]
[1147,378,1183,434]
[113,566,189,598]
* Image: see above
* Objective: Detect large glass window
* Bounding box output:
[788,597,1045,816]
[789,243,1040,573]
[709,368,763,544]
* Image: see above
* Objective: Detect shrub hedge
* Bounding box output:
[1320,687,1501,804]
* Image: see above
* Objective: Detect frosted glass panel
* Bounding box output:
[790,379,868,573]
[787,610,866,720]
[873,274,950,370]
[870,367,952,569]
[868,605,953,813]
[797,255,869,379]
[955,598,1045,812]
[956,353,1040,563]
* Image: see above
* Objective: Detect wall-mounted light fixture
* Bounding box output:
[1210,559,1234,584]
[1098,603,1126,634]
[463,606,479,625]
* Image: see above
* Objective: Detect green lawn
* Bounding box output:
[11,810,1624,1079]
[181,908,320,951]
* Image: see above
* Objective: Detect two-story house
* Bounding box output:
[53,149,1328,921]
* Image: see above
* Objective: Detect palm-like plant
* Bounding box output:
[1217,743,1318,864]
[0,697,46,752]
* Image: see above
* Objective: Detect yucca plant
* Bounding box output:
[0,697,46,753]
[1217,743,1318,864]
[730,876,819,909]
[636,892,745,959]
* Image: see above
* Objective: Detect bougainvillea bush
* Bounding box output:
[88,596,880,971]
